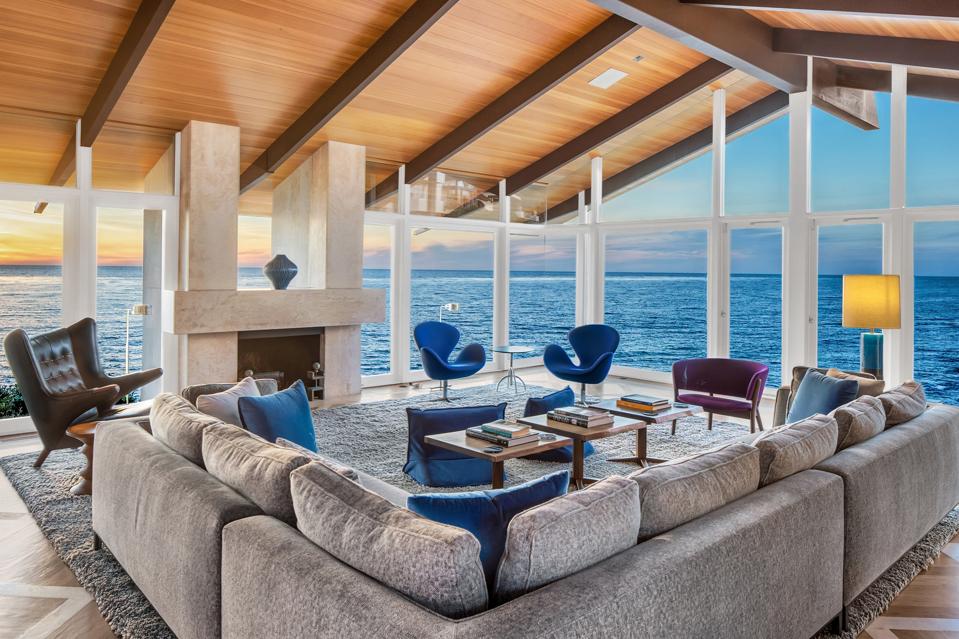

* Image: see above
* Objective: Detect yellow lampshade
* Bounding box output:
[842,274,901,329]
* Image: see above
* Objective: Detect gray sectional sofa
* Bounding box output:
[91,382,959,639]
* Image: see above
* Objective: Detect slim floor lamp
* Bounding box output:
[125,304,152,374]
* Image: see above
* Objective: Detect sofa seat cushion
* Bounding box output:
[879,381,927,427]
[753,414,838,486]
[628,442,759,541]
[202,423,310,525]
[195,376,260,426]
[494,475,640,604]
[150,392,225,467]
[407,471,569,586]
[786,370,859,423]
[676,393,752,413]
[238,379,317,451]
[291,461,488,619]
[831,395,886,451]
[826,369,884,397]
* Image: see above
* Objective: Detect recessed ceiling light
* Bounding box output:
[588,68,628,90]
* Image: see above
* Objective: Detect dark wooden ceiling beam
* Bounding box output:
[812,59,878,130]
[833,64,959,103]
[47,0,175,186]
[365,15,640,207]
[678,0,959,20]
[543,90,789,221]
[773,29,959,72]
[588,0,806,92]
[240,0,459,193]
[503,59,731,196]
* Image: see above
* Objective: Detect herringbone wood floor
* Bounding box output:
[0,369,954,638]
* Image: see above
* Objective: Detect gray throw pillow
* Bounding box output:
[831,395,885,451]
[826,369,885,397]
[195,376,260,426]
[291,461,487,619]
[628,443,759,541]
[494,476,640,603]
[752,414,838,486]
[202,423,310,524]
[150,392,224,466]
[879,381,927,427]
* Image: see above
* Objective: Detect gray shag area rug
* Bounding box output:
[1,383,957,639]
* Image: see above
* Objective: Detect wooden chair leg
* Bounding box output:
[671,419,677,436]
[755,410,765,432]
[707,413,713,431]
[33,448,50,468]
[749,414,755,434]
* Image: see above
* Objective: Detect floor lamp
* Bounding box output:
[842,274,901,380]
[125,304,152,374]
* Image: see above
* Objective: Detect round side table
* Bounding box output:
[492,345,536,392]
[66,421,98,496]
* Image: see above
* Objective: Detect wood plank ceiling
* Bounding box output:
[3,0,783,216]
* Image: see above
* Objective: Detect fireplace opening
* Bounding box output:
[237,328,324,400]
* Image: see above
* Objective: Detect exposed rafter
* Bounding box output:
[588,0,806,92]
[543,90,789,221]
[47,0,175,186]
[773,29,959,72]
[365,15,640,207]
[812,59,878,130]
[503,59,731,196]
[678,0,959,20]
[833,64,959,103]
[239,0,459,193]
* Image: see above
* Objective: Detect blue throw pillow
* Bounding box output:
[523,386,576,418]
[407,470,569,586]
[787,370,859,423]
[238,379,317,452]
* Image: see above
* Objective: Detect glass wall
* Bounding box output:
[409,170,498,221]
[509,234,577,359]
[817,224,884,371]
[410,228,494,370]
[906,94,959,208]
[362,224,393,376]
[601,152,712,222]
[729,227,783,386]
[96,208,146,377]
[237,215,272,289]
[726,115,788,216]
[0,200,64,415]
[914,221,959,405]
[604,229,708,371]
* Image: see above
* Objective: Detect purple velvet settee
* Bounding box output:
[671,358,769,434]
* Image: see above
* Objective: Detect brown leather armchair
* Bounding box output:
[2,317,162,467]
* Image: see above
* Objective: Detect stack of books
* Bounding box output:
[546,406,613,429]
[616,394,671,413]
[466,420,540,447]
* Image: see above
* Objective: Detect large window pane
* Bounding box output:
[812,93,890,212]
[238,215,272,289]
[914,221,959,405]
[817,224,883,370]
[0,201,63,416]
[409,170,498,221]
[362,225,392,376]
[730,227,783,387]
[907,94,959,208]
[604,229,708,371]
[96,208,146,378]
[509,234,577,359]
[601,152,712,222]
[726,115,788,215]
[410,229,494,370]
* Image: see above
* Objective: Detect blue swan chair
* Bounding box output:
[414,321,486,401]
[544,324,620,406]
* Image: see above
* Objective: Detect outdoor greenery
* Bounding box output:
[0,384,27,418]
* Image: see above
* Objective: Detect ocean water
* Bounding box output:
[1,266,956,407]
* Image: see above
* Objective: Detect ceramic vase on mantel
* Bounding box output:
[263,254,298,290]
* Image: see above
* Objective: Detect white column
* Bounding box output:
[887,66,911,384]
[588,156,604,324]
[890,65,907,211]
[708,89,729,358]
[395,165,413,382]
[575,191,588,326]
[63,121,96,324]
[783,58,815,376]
[493,179,510,368]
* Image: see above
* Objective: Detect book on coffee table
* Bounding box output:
[481,420,530,438]
[466,427,540,447]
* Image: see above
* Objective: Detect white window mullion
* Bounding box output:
[708,88,728,358]
[63,122,96,324]
[493,179,510,367]
[395,166,413,382]
[589,157,604,324]
[575,191,588,326]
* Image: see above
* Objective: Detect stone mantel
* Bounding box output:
[162,288,385,335]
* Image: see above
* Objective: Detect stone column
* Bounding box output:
[272,141,365,399]
[177,121,240,385]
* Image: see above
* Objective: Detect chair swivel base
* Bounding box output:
[575,382,598,407]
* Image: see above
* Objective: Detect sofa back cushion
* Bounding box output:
[202,423,310,524]
[291,461,488,619]
[181,378,278,407]
[787,370,859,423]
[832,395,886,451]
[151,392,225,466]
[628,443,759,541]
[494,475,640,603]
[879,381,927,427]
[753,414,838,486]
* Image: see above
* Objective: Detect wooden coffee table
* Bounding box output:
[66,421,98,496]
[425,429,573,489]
[518,413,650,490]
[592,399,703,465]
